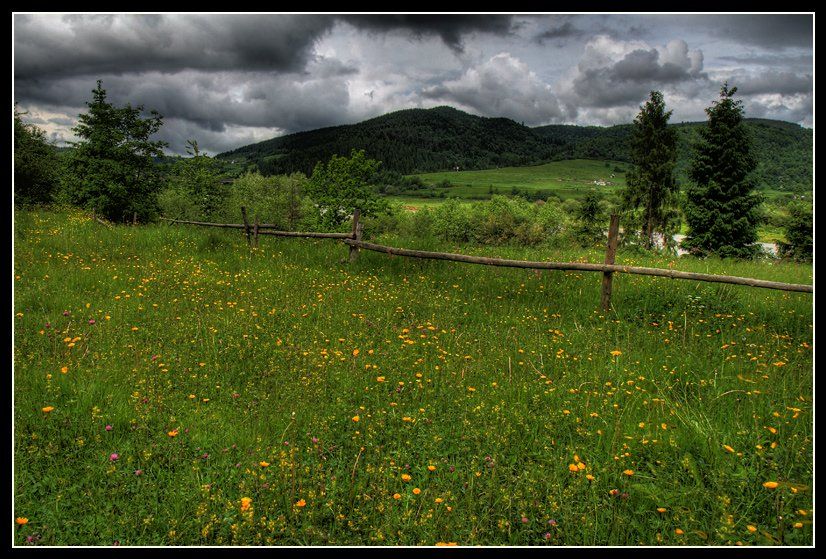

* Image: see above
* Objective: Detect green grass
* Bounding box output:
[407,159,628,200]
[14,209,813,546]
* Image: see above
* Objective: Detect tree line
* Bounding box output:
[14,80,812,262]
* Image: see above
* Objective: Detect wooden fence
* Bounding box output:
[161,208,813,310]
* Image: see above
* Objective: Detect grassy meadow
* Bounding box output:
[407,159,627,200]
[13,209,813,546]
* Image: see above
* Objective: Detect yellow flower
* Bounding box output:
[568,463,579,473]
[746,525,757,533]
[240,497,252,511]
[427,465,436,471]
[259,461,270,467]
[723,445,735,453]
[60,366,68,374]
[413,488,421,495]
[675,528,684,535]
[42,406,54,413]
[167,429,179,437]
[762,481,779,489]
[352,415,360,422]
[656,508,667,513]
[435,498,444,503]
[16,517,28,525]
[393,493,401,500]
[586,474,595,481]
[352,349,360,357]
[610,350,622,356]
[623,469,634,476]
[376,376,385,382]
[401,473,411,482]
[295,499,306,507]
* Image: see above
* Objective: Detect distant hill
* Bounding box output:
[216,106,812,192]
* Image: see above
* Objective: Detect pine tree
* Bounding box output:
[14,105,61,207]
[682,84,762,258]
[622,91,678,249]
[63,80,167,222]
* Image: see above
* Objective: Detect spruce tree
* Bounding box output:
[622,91,678,249]
[682,84,762,258]
[63,80,167,222]
[14,105,61,207]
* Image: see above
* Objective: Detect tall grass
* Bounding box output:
[13,209,812,546]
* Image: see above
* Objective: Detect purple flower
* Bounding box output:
[63,310,70,316]
[544,532,551,540]
[88,319,96,325]
[134,469,143,476]
[548,519,558,527]
[521,517,529,524]
[312,437,319,444]
[109,453,119,461]
[105,424,113,432]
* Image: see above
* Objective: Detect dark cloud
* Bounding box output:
[533,21,580,44]
[565,38,705,109]
[717,53,813,69]
[421,53,565,125]
[734,71,813,96]
[701,14,812,49]
[14,14,336,79]
[341,14,515,51]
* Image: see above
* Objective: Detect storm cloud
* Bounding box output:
[12,13,813,155]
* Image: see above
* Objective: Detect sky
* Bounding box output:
[13,13,814,156]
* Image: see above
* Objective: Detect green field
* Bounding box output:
[407,159,628,200]
[14,210,813,546]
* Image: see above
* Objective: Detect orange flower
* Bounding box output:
[763,481,779,489]
[41,406,54,413]
[167,429,179,437]
[393,493,401,500]
[412,488,421,495]
[16,517,28,525]
[675,528,684,535]
[723,445,735,453]
[295,499,306,507]
[401,473,411,482]
[427,465,436,471]
[352,349,360,357]
[352,415,360,422]
[656,507,667,513]
[259,461,270,467]
[60,366,68,374]
[568,464,578,473]
[610,350,622,356]
[623,469,634,476]
[746,525,757,533]
[240,497,252,511]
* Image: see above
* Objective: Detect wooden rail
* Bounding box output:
[163,213,814,297]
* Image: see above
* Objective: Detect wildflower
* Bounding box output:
[586,474,595,481]
[88,319,96,325]
[623,469,634,476]
[352,349,360,357]
[568,464,579,473]
[240,497,252,511]
[109,453,119,461]
[609,489,620,496]
[134,469,143,476]
[762,481,779,489]
[295,499,306,507]
[401,474,411,482]
[657,508,667,513]
[428,465,436,471]
[259,461,270,467]
[376,376,385,382]
[610,350,622,356]
[16,518,28,526]
[412,488,421,495]
[41,406,54,413]
[723,445,735,453]
[168,429,179,437]
[393,493,401,500]
[60,366,68,374]
[675,528,684,535]
[435,498,444,503]
[793,522,803,529]
[105,425,113,431]
[746,525,757,533]
[352,415,360,422]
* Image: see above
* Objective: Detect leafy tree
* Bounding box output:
[62,80,167,222]
[682,84,762,258]
[162,140,229,220]
[14,105,61,206]
[306,149,385,228]
[778,200,813,262]
[622,91,679,249]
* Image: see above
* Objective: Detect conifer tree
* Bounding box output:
[682,84,762,258]
[621,91,678,249]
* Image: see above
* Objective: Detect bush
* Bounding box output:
[432,198,472,242]
[778,201,813,262]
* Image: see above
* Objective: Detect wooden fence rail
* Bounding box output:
[161,213,813,303]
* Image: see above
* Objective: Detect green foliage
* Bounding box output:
[622,91,679,248]
[62,81,167,222]
[14,105,61,206]
[574,191,607,247]
[227,171,317,230]
[778,200,813,262]
[307,149,385,228]
[682,85,763,259]
[159,140,230,221]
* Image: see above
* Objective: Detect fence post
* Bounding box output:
[133,212,137,226]
[253,216,260,248]
[601,214,620,312]
[349,208,362,263]
[240,206,251,247]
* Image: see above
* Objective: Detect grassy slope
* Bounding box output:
[14,210,812,546]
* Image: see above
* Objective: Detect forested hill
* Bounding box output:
[217,106,812,192]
